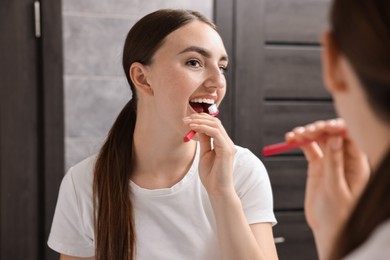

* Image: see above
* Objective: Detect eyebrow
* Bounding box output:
[178,46,229,62]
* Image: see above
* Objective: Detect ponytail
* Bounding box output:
[93,98,137,260]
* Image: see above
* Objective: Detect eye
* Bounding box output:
[219,66,228,74]
[186,59,201,68]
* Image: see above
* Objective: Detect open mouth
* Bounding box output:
[189,98,215,113]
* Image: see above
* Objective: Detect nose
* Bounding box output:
[203,65,226,90]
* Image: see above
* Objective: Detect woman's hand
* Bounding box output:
[184,114,277,260]
[183,113,235,196]
[286,118,370,259]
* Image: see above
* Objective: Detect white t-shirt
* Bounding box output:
[48,145,276,259]
[343,220,390,260]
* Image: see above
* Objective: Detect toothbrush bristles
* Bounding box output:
[183,104,219,142]
[208,104,219,116]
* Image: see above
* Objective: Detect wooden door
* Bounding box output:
[0,0,63,259]
[215,0,334,259]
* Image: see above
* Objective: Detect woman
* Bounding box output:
[285,0,390,259]
[48,9,278,260]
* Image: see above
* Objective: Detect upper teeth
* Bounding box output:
[190,98,215,104]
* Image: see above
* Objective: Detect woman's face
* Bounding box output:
[144,20,228,136]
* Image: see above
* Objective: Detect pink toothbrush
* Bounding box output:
[262,135,330,157]
[183,104,219,142]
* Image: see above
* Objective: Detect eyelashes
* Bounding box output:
[219,66,228,74]
[186,59,201,68]
[185,59,228,74]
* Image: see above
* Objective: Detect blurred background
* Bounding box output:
[1,0,335,259]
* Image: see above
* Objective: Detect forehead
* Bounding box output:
[157,21,226,57]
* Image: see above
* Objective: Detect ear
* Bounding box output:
[321,31,347,94]
[129,62,154,96]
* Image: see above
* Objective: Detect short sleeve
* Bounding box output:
[233,147,277,226]
[47,167,95,257]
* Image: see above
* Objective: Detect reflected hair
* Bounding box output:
[329,0,390,259]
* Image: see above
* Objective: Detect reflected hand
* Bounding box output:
[286,118,370,258]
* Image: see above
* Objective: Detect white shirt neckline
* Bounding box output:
[129,143,200,197]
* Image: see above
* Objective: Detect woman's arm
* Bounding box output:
[251,223,279,259]
[209,192,278,260]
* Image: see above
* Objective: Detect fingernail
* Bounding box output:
[306,124,316,132]
[295,127,305,133]
[329,119,340,126]
[286,132,294,138]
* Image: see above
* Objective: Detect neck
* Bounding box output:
[131,117,197,189]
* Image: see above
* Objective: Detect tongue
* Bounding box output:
[190,102,212,113]
[191,103,204,113]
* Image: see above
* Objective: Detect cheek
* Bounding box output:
[170,74,201,93]
[154,75,195,106]
[218,82,227,100]
[220,84,227,96]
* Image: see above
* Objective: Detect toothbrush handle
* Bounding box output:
[183,130,196,142]
[262,141,302,156]
[262,134,333,156]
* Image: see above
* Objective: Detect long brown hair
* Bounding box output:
[92,9,216,260]
[328,0,390,259]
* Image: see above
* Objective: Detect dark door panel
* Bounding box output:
[274,212,318,259]
[264,157,307,210]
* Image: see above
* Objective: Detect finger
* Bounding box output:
[183,115,222,137]
[286,118,347,157]
[189,122,233,154]
[189,123,225,144]
[291,124,324,141]
[189,112,218,121]
[301,142,324,162]
[323,118,347,136]
[288,118,346,142]
[343,138,371,196]
[185,114,222,133]
[324,136,349,191]
[286,131,323,161]
[197,131,212,158]
[187,109,234,144]
[186,117,221,127]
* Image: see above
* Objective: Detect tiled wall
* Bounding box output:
[63,0,213,170]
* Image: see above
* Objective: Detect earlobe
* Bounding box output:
[129,62,154,96]
[321,31,347,93]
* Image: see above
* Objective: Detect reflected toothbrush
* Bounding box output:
[262,135,331,157]
[183,104,219,142]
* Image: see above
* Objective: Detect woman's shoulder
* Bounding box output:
[233,145,265,170]
[62,154,98,198]
[232,145,268,183]
[344,219,390,259]
[67,154,97,179]
[68,154,97,172]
